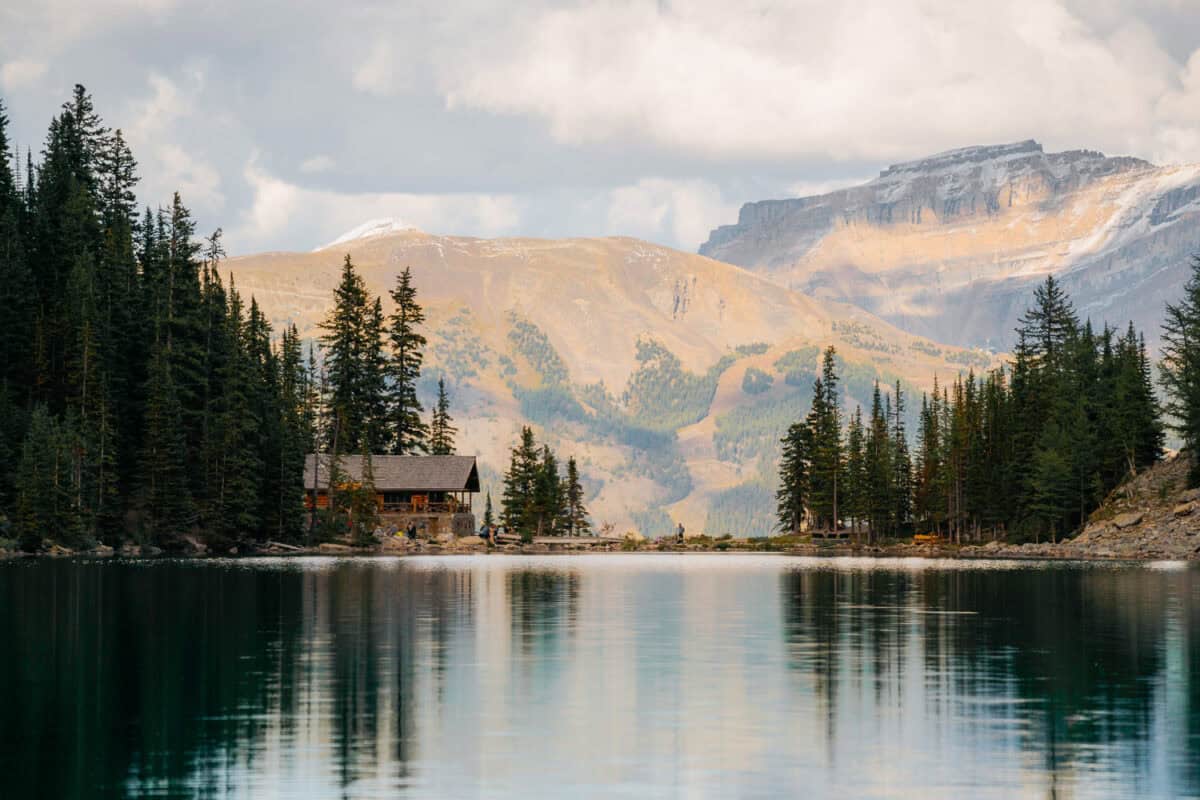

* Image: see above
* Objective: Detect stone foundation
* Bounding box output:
[378,512,477,538]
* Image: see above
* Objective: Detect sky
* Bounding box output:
[4,0,1200,256]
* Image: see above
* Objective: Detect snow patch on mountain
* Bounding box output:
[315,218,418,252]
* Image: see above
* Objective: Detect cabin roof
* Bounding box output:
[304,454,480,492]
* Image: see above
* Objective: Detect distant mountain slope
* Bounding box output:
[700,140,1200,349]
[230,228,995,536]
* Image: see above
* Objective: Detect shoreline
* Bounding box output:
[4,540,1196,564]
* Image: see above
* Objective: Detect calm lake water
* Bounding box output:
[1,555,1198,799]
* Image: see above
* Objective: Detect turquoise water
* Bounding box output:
[0,555,1197,798]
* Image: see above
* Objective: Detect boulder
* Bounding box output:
[1173,502,1195,518]
[623,530,646,543]
[92,544,115,556]
[1113,512,1144,530]
[1180,488,1200,504]
[318,542,354,553]
[454,537,486,551]
[46,543,74,556]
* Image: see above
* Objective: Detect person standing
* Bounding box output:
[675,522,685,544]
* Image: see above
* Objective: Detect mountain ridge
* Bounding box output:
[228,228,996,536]
[700,140,1198,349]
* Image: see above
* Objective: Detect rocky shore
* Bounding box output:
[961,452,1200,561]
[6,455,1198,562]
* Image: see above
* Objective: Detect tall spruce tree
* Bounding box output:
[428,377,457,455]
[865,382,892,541]
[806,347,843,530]
[137,342,193,542]
[1161,256,1200,485]
[387,267,428,453]
[891,380,913,533]
[502,426,540,536]
[319,255,381,453]
[565,456,590,535]
[776,420,811,533]
[844,406,866,535]
[534,445,566,536]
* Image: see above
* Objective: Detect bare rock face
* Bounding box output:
[701,141,1200,350]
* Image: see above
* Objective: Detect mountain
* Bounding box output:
[700,140,1200,349]
[229,227,994,537]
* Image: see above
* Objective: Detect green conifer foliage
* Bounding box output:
[565,456,590,535]
[387,267,428,453]
[429,377,457,455]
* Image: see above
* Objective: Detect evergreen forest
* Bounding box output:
[0,88,455,552]
[777,274,1193,543]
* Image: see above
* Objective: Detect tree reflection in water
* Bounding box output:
[0,556,1195,798]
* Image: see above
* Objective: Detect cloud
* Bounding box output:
[228,159,524,254]
[299,155,335,174]
[0,59,47,91]
[352,40,400,96]
[122,72,224,214]
[437,0,1200,164]
[605,178,737,250]
[1,0,177,54]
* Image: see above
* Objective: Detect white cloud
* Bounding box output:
[605,178,737,251]
[228,160,523,254]
[299,154,335,174]
[437,0,1200,164]
[352,40,401,96]
[123,72,224,214]
[0,59,47,91]
[1,0,177,54]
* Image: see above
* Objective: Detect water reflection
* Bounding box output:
[0,555,1195,798]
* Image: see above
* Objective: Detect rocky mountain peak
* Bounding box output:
[878,139,1044,180]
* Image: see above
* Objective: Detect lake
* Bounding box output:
[1,554,1197,799]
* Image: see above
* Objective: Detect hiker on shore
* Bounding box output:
[676,522,685,544]
[406,521,417,540]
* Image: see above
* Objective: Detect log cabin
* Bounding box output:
[304,454,480,537]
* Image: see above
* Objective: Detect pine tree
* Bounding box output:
[1161,256,1200,485]
[428,377,457,455]
[275,324,308,541]
[0,98,36,403]
[891,380,913,533]
[502,426,540,537]
[319,255,379,453]
[137,343,193,543]
[776,420,811,533]
[1030,421,1074,542]
[844,406,866,535]
[15,406,75,551]
[387,267,428,453]
[483,491,495,528]
[564,456,590,535]
[348,450,379,546]
[806,347,843,530]
[534,445,565,536]
[215,285,264,542]
[865,382,892,541]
